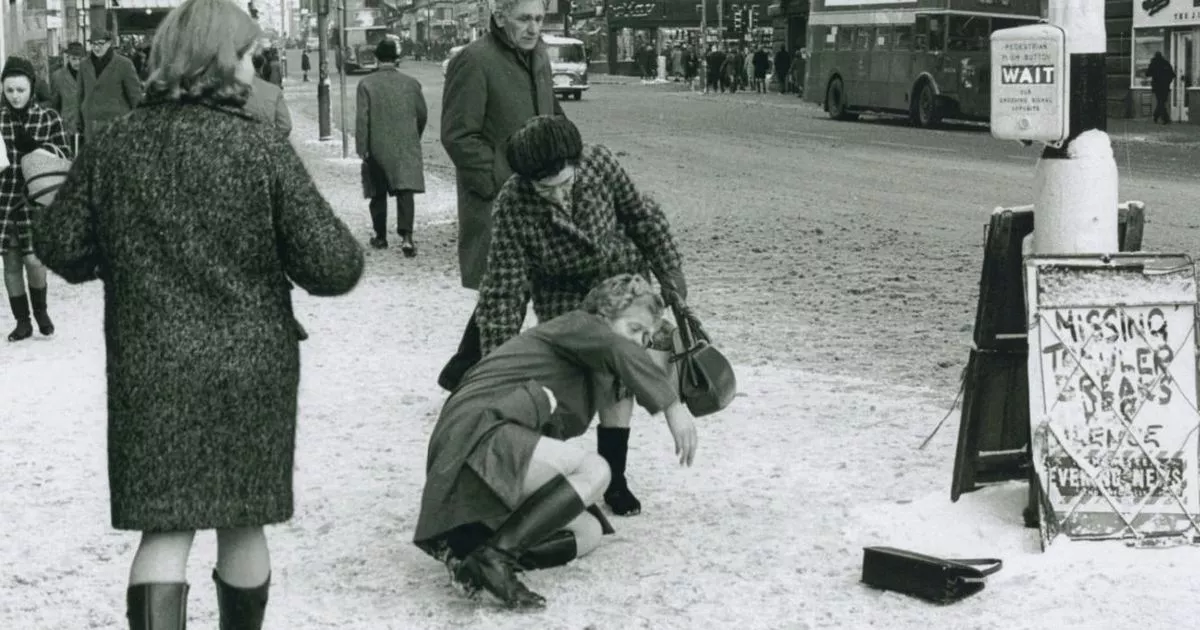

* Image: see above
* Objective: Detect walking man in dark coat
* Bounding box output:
[437,0,563,392]
[78,29,142,144]
[356,37,426,255]
[1148,51,1176,125]
[49,42,85,150]
[774,45,791,93]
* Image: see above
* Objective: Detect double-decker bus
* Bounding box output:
[804,0,1042,128]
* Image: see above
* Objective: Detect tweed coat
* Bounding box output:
[413,310,678,560]
[48,66,81,135]
[34,98,365,532]
[0,102,69,256]
[243,76,292,137]
[78,51,142,141]
[441,17,563,290]
[355,64,426,197]
[475,143,684,357]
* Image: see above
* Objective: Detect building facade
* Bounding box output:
[1126,0,1199,122]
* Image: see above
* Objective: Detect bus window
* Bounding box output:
[928,17,945,51]
[811,25,829,51]
[914,15,929,51]
[948,15,988,52]
[854,26,872,51]
[876,26,892,50]
[894,25,913,51]
[837,25,854,51]
[826,26,838,47]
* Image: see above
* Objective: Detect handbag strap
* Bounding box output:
[667,298,711,350]
[946,558,1003,578]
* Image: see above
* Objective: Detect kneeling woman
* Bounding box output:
[414,274,699,610]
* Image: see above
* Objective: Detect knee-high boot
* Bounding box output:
[7,294,32,342]
[516,506,615,571]
[212,570,270,630]
[29,286,53,335]
[597,427,641,516]
[126,582,189,630]
[453,475,586,609]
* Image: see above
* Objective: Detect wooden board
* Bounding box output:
[1025,254,1200,547]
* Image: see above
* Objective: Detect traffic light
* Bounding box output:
[732,5,742,32]
[247,1,258,18]
[746,7,755,30]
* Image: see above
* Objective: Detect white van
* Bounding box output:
[442,34,589,101]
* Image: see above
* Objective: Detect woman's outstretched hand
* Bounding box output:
[664,402,698,466]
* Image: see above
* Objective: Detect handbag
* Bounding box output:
[668,301,736,417]
[22,145,72,208]
[860,546,1003,605]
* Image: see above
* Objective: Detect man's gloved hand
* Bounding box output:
[659,268,688,306]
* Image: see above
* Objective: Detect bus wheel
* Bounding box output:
[912,81,942,128]
[826,78,856,121]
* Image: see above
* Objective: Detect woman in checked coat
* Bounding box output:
[476,115,689,518]
[0,55,70,342]
[34,0,364,627]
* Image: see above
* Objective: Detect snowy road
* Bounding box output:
[3,60,1200,629]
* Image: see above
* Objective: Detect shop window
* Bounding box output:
[616,27,655,62]
[1132,28,1166,89]
[893,25,912,51]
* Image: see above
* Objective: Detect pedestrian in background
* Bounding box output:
[774,45,790,93]
[301,47,311,81]
[705,45,725,92]
[476,115,689,517]
[34,0,364,627]
[0,55,70,343]
[245,51,292,136]
[437,0,563,393]
[356,37,426,254]
[49,42,85,151]
[1148,51,1175,125]
[78,29,142,145]
[265,47,283,87]
[752,45,770,94]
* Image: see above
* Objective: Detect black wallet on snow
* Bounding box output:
[860,546,1003,605]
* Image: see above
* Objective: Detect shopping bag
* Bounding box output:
[22,145,72,207]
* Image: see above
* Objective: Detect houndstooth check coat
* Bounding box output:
[475,143,684,358]
[0,102,69,255]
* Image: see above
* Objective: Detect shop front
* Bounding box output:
[1131,0,1200,123]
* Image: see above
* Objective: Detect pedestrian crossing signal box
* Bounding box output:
[990,24,1069,144]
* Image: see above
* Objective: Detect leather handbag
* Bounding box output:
[861,546,1003,605]
[668,302,736,417]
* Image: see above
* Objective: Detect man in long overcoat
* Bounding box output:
[356,37,426,254]
[436,0,563,392]
[78,29,142,144]
[49,42,85,147]
[1148,51,1176,124]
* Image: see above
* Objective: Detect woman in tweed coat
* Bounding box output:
[476,115,688,518]
[34,1,364,628]
[0,56,70,342]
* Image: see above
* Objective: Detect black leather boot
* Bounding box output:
[29,286,53,335]
[598,427,641,516]
[126,582,189,630]
[7,294,32,342]
[212,570,270,630]
[517,530,577,571]
[453,475,586,609]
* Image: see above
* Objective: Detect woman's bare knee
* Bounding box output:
[576,453,611,506]
[570,512,604,558]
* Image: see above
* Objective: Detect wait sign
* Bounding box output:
[990,24,1069,143]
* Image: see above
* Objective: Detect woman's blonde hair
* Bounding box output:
[144,0,262,105]
[581,274,665,321]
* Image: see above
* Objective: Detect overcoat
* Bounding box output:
[243,76,292,137]
[413,310,678,561]
[78,50,142,141]
[34,98,365,532]
[0,102,69,256]
[475,144,684,357]
[356,64,426,197]
[48,66,81,135]
[441,17,563,290]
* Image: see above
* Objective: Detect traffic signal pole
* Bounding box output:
[317,0,333,140]
[1032,0,1116,255]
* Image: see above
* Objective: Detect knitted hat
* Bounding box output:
[505,115,583,181]
[1,56,37,84]
[65,42,86,56]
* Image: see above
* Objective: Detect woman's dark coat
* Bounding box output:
[441,17,563,290]
[356,64,426,198]
[34,99,365,532]
[413,310,678,561]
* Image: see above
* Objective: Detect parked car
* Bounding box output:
[441,35,589,100]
